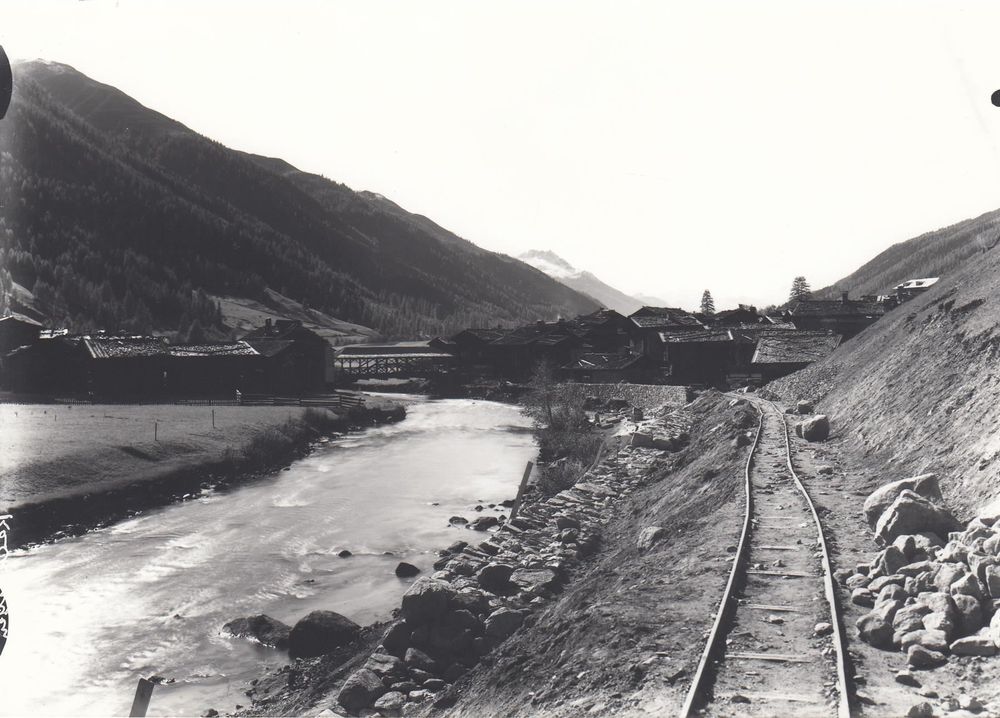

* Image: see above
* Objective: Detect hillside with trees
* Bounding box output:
[0,61,598,339]
[811,209,1000,300]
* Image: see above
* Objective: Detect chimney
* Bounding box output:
[841,291,849,303]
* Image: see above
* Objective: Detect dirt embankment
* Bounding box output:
[2,398,405,548]
[238,391,755,717]
[766,243,1000,520]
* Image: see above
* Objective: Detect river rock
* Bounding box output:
[484,607,525,640]
[875,490,961,545]
[510,567,563,594]
[381,621,411,657]
[863,475,942,530]
[795,415,829,441]
[477,563,515,594]
[448,516,468,526]
[796,400,814,414]
[395,562,421,578]
[288,610,361,658]
[401,578,456,625]
[637,526,666,551]
[337,669,386,712]
[404,647,441,674]
[223,615,291,649]
[469,516,499,531]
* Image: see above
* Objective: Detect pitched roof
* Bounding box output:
[788,300,885,318]
[450,328,510,343]
[895,277,939,290]
[83,336,168,359]
[490,323,576,346]
[629,307,703,330]
[562,353,643,371]
[752,331,842,365]
[243,339,296,357]
[168,341,258,358]
[0,313,43,328]
[659,329,733,343]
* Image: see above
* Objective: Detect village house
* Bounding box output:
[0,314,42,355]
[447,328,511,367]
[241,318,332,394]
[487,321,584,379]
[785,293,885,339]
[558,309,631,352]
[660,328,735,386]
[894,277,939,303]
[626,306,705,360]
[560,352,650,383]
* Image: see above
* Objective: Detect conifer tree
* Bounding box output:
[700,289,715,315]
[789,276,811,301]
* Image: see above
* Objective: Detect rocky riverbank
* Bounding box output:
[232,391,757,717]
[6,397,406,549]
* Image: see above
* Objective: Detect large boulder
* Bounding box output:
[222,615,291,649]
[337,669,386,712]
[875,490,961,546]
[288,611,361,658]
[484,607,525,640]
[401,578,455,625]
[795,415,830,441]
[477,563,515,595]
[863,474,942,529]
[510,567,564,594]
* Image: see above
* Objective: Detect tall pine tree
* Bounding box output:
[700,289,715,315]
[789,276,811,301]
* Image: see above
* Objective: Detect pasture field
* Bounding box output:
[0,404,317,509]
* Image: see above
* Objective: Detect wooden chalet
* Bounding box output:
[660,328,734,386]
[786,293,885,339]
[81,335,171,398]
[447,328,511,366]
[558,309,631,352]
[165,342,265,395]
[488,321,583,378]
[241,319,332,393]
[894,277,939,303]
[626,307,705,360]
[560,352,650,383]
[0,314,42,355]
[751,330,842,381]
[2,335,83,394]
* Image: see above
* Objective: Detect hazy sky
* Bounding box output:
[5,1,1000,309]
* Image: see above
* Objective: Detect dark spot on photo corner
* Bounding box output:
[992,89,1000,108]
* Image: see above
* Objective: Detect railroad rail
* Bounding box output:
[679,397,852,718]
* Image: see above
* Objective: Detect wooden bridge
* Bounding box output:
[333,342,455,378]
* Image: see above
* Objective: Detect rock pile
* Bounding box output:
[332,433,675,715]
[842,474,1000,668]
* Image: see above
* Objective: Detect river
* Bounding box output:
[0,397,536,717]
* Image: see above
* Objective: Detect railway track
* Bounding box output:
[680,397,852,718]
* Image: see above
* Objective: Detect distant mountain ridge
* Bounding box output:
[0,61,599,339]
[518,249,644,315]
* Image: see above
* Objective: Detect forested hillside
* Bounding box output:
[812,208,1000,300]
[0,61,598,339]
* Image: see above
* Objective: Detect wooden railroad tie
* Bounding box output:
[747,569,815,578]
[727,651,812,663]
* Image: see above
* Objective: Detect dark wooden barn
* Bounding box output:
[786,294,885,339]
[751,330,842,381]
[242,319,332,394]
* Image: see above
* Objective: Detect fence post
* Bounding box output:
[212,409,216,429]
[129,678,155,717]
[154,421,158,442]
[509,461,534,522]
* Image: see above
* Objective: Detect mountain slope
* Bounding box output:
[812,208,1000,300]
[767,240,1000,517]
[0,61,599,338]
[518,250,643,315]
